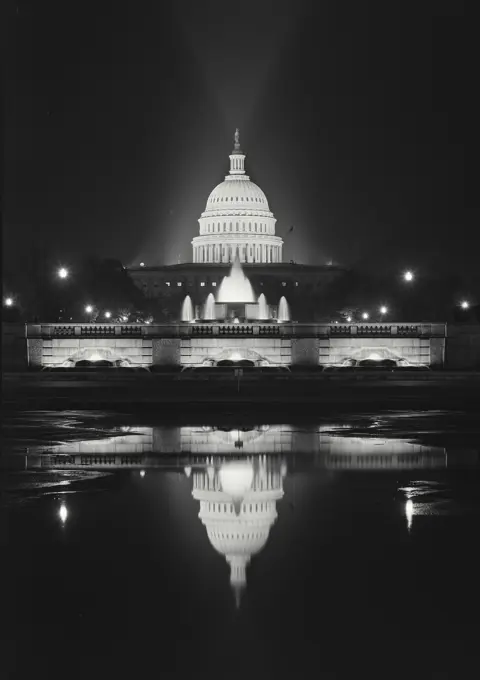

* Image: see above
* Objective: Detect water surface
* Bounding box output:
[2,411,480,677]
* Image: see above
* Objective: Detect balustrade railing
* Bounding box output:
[27,322,446,339]
[330,325,352,335]
[397,325,420,335]
[79,325,116,336]
[51,326,76,337]
[356,325,393,335]
[192,325,214,335]
[219,325,255,335]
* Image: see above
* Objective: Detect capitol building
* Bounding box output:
[192,130,283,264]
[128,130,345,319]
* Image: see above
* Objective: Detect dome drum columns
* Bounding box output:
[193,243,282,264]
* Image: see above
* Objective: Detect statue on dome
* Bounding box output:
[234,127,240,149]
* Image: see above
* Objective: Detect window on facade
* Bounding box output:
[295,281,299,286]
[177,282,182,287]
[166,282,170,286]
[282,282,286,287]
[212,282,217,287]
[200,282,205,287]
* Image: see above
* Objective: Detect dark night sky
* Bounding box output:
[4,1,467,275]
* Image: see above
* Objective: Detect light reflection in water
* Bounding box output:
[59,503,68,525]
[405,499,414,531]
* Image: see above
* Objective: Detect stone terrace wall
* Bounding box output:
[21,322,447,369]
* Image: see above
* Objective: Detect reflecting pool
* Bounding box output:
[2,411,480,676]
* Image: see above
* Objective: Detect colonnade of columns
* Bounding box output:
[193,243,282,264]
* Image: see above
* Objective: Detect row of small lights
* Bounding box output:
[3,267,473,312]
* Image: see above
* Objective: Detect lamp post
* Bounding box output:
[4,297,14,307]
[57,267,69,279]
[403,270,414,282]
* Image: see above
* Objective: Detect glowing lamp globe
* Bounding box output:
[4,297,13,307]
[379,306,388,315]
[460,301,470,310]
[104,311,112,319]
[85,305,93,314]
[362,312,369,320]
[404,271,414,282]
[58,267,68,279]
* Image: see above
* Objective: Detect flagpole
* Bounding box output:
[285,226,295,263]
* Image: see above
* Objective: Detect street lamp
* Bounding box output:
[85,304,93,314]
[362,312,369,320]
[58,267,69,279]
[403,270,414,282]
[104,311,112,319]
[4,297,14,307]
[460,300,470,310]
[379,305,388,315]
[346,316,352,323]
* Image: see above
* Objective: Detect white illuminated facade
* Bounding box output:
[192,130,283,264]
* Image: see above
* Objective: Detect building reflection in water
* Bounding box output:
[26,425,447,471]
[190,456,286,607]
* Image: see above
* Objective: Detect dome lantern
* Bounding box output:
[229,128,245,175]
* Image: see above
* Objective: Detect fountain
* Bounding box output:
[217,252,256,303]
[181,295,194,322]
[257,293,268,319]
[278,296,290,322]
[203,293,216,321]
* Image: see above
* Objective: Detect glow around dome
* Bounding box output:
[192,129,283,264]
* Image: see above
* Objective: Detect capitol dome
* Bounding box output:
[192,130,283,264]
[205,179,270,211]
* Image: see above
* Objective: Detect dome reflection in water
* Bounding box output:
[192,457,285,607]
